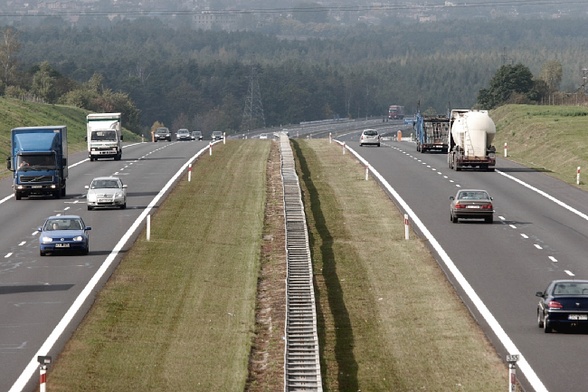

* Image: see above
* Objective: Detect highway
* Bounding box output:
[0,139,211,392]
[334,129,588,392]
[2,120,584,392]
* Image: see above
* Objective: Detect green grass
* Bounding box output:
[293,139,507,391]
[492,104,588,187]
[0,97,140,179]
[49,140,269,391]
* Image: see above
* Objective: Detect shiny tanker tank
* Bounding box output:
[447,109,496,171]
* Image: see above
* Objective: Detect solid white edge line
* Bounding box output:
[496,170,588,221]
[335,140,548,392]
[9,142,213,392]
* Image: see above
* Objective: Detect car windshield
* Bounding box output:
[554,282,588,295]
[458,191,489,200]
[156,129,168,134]
[45,218,83,231]
[91,179,120,189]
[364,130,378,136]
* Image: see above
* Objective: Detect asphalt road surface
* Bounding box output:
[336,130,588,392]
[0,139,212,392]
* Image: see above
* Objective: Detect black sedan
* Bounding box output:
[449,189,494,223]
[536,279,588,333]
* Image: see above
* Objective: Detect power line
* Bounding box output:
[0,1,586,17]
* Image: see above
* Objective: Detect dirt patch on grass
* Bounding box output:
[246,141,287,391]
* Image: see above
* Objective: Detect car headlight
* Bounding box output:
[73,235,84,242]
[41,236,53,244]
[87,193,96,202]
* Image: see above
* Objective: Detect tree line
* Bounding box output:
[0,16,585,134]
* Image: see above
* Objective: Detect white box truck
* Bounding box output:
[86,113,123,161]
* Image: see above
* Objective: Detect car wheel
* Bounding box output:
[40,250,45,257]
[87,205,93,211]
[121,203,126,210]
[537,310,544,328]
[451,213,458,223]
[485,216,493,224]
[544,316,553,333]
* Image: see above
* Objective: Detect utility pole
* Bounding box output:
[241,65,265,133]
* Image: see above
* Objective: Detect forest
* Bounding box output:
[1,14,588,134]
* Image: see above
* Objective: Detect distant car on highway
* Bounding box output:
[85,176,127,210]
[39,215,91,256]
[259,133,268,139]
[449,189,494,223]
[211,131,223,141]
[191,130,203,140]
[359,129,381,147]
[536,279,588,333]
[176,128,191,141]
[154,127,171,142]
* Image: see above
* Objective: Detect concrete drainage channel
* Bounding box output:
[279,134,323,392]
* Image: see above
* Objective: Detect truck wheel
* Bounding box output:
[115,153,122,161]
[15,192,21,200]
[61,186,66,197]
[90,157,95,162]
[53,190,60,199]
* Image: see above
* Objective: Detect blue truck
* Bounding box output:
[6,126,68,200]
[414,112,450,153]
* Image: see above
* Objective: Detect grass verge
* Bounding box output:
[293,139,508,391]
[492,104,588,189]
[49,140,269,391]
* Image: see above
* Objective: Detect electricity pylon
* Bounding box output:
[241,65,265,132]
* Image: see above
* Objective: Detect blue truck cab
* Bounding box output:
[6,126,68,200]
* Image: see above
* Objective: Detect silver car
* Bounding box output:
[86,176,127,210]
[360,129,381,147]
[176,128,191,141]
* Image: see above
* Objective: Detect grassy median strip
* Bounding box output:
[49,137,510,391]
[292,139,508,391]
[50,140,270,391]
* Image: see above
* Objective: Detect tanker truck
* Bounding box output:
[447,109,496,171]
[414,113,450,153]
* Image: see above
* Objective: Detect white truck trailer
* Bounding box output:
[86,113,123,161]
[447,109,496,171]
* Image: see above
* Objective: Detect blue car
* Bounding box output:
[39,215,91,256]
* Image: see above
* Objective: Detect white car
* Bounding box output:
[359,129,381,147]
[259,133,268,139]
[86,176,127,210]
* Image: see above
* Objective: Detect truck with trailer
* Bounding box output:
[414,113,450,153]
[86,112,123,161]
[7,126,68,200]
[388,105,405,120]
[447,109,496,171]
